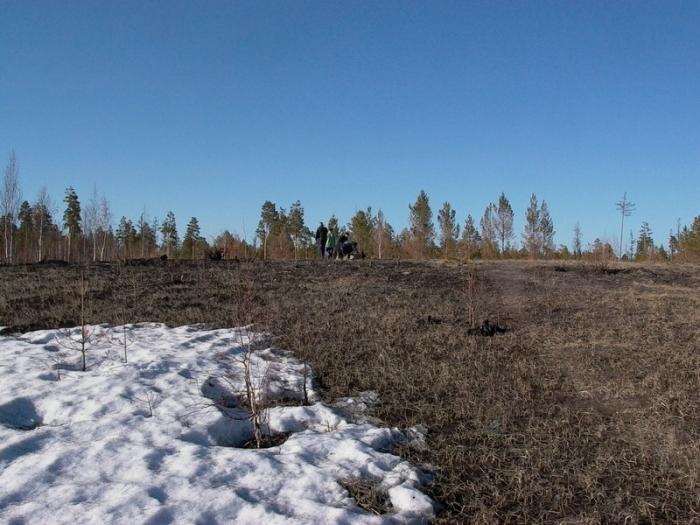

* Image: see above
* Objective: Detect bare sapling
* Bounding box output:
[116,324,134,364]
[133,390,160,417]
[56,269,95,372]
[109,267,139,363]
[46,348,67,380]
[190,327,272,448]
[294,318,314,406]
[237,327,270,448]
[464,264,479,327]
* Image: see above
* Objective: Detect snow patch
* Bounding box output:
[0,324,434,524]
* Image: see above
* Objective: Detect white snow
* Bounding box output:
[0,324,434,524]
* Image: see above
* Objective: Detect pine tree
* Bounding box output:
[327,215,339,236]
[636,222,654,260]
[480,203,498,258]
[63,187,81,262]
[437,201,459,258]
[183,217,204,259]
[408,190,434,259]
[274,207,292,257]
[287,201,307,260]
[349,207,375,257]
[495,193,514,253]
[17,200,32,262]
[592,238,603,254]
[669,230,678,260]
[398,228,412,258]
[137,211,156,257]
[461,214,481,259]
[539,200,555,255]
[256,201,279,259]
[150,216,160,255]
[160,211,179,258]
[523,193,540,258]
[115,216,136,258]
[677,216,700,258]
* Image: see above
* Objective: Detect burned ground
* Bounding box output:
[1,259,699,523]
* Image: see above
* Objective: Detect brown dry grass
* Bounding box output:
[1,259,699,523]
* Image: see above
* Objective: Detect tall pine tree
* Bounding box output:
[539,200,555,255]
[437,201,459,258]
[677,216,700,258]
[408,190,434,259]
[63,187,81,262]
[495,192,514,254]
[17,200,33,262]
[462,214,481,259]
[287,201,308,260]
[523,193,540,258]
[636,222,654,260]
[480,203,498,258]
[160,211,179,258]
[183,217,204,259]
[256,201,279,259]
[349,207,375,257]
[115,216,136,258]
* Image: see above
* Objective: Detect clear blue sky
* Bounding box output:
[1,0,698,250]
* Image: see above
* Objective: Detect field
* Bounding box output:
[1,259,699,523]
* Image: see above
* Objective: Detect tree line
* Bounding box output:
[2,151,699,263]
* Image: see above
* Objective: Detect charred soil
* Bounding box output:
[1,259,699,523]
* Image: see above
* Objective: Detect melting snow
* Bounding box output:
[0,324,434,524]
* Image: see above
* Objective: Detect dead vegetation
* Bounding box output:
[1,259,699,523]
[339,478,393,515]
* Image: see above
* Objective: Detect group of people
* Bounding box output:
[315,222,362,259]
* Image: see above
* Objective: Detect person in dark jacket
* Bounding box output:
[335,231,348,259]
[315,222,328,258]
[341,240,355,258]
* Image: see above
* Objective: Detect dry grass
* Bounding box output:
[1,258,699,523]
[339,478,392,515]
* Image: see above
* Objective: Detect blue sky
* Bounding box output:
[1,0,698,249]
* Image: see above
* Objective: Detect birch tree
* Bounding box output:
[98,195,112,261]
[34,187,52,262]
[2,151,21,262]
[83,187,99,262]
